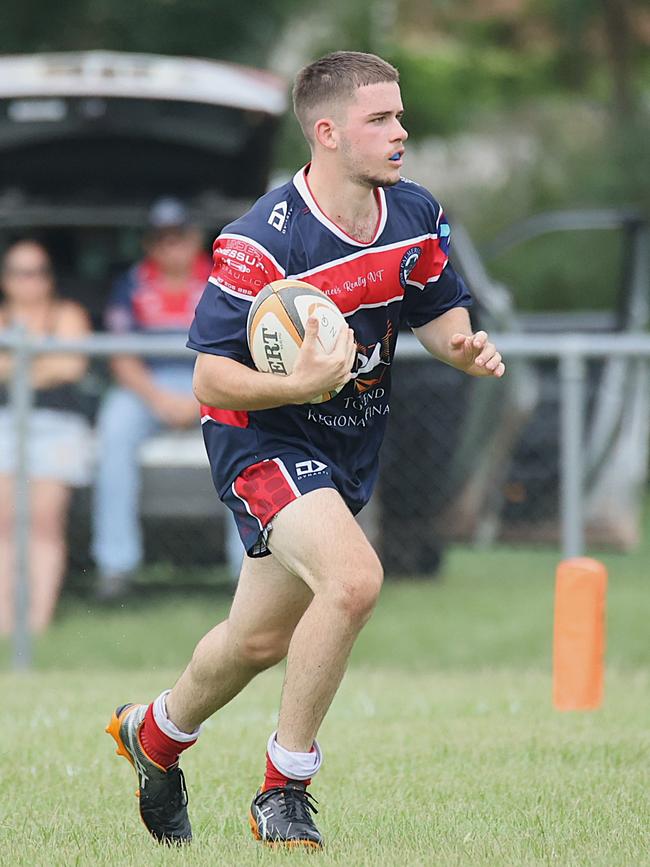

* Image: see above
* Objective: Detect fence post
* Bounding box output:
[10,326,33,670]
[559,352,586,558]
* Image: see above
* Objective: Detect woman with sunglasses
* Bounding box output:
[0,239,92,634]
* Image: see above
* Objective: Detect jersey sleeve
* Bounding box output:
[186,234,285,361]
[402,207,472,330]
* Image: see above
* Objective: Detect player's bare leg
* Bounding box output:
[106,550,313,844]
[166,553,313,731]
[269,488,383,750]
[248,487,382,849]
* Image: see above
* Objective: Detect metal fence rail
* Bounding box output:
[2,328,650,669]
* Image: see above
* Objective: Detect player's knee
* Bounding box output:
[236,631,290,671]
[330,558,383,624]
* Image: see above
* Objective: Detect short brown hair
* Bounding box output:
[293,51,399,144]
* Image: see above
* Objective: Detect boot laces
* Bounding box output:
[259,785,319,822]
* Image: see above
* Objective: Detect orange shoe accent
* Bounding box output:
[266,840,322,850]
[105,706,138,769]
[105,705,168,773]
[248,809,261,841]
[553,557,608,711]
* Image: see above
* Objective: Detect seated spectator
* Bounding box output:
[92,198,242,600]
[0,240,92,634]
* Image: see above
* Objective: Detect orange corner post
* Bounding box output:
[553,558,608,711]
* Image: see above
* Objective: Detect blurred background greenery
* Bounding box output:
[2,0,648,309]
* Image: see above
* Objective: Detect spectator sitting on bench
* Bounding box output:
[92,199,237,600]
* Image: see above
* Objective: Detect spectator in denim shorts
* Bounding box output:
[0,239,92,633]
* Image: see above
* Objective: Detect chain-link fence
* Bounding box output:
[2,328,650,665]
[3,331,650,558]
[382,347,649,570]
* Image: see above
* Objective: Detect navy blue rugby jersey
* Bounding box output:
[187,165,472,511]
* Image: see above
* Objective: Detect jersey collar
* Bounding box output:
[292,164,388,248]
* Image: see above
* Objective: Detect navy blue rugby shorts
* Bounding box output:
[221,452,363,558]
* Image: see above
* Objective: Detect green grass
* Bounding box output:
[1,523,649,865]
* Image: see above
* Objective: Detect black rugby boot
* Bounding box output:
[106,703,192,845]
[249,781,323,849]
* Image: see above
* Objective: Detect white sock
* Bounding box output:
[267,731,323,780]
[152,690,201,742]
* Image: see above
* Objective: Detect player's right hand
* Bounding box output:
[289,317,356,404]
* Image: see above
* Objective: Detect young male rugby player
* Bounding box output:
[107,51,505,849]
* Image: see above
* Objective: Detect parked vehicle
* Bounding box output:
[0,51,287,574]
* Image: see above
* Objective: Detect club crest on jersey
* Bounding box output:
[268,200,289,233]
[399,246,422,288]
[353,322,394,393]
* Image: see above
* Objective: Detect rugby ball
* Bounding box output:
[247,279,348,404]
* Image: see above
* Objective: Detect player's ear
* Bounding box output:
[313,117,338,151]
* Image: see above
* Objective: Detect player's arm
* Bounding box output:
[404,196,504,378]
[413,306,505,378]
[193,318,356,409]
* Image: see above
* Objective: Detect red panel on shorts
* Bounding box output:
[234,459,299,527]
[201,404,249,428]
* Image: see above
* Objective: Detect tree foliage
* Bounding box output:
[0,0,303,64]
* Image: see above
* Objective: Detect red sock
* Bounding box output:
[263,751,311,791]
[139,703,197,770]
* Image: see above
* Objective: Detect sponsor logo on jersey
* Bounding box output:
[399,246,422,288]
[268,200,288,232]
[295,459,328,477]
[225,258,251,273]
[221,247,259,267]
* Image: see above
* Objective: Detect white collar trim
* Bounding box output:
[292,166,388,248]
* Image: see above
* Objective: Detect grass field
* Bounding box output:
[1,519,649,865]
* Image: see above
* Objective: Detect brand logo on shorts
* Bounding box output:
[295,459,328,477]
[268,200,288,232]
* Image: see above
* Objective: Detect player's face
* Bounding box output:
[338,81,408,188]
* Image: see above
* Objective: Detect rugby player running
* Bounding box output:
[107,51,505,849]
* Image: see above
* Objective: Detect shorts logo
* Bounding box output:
[295,459,328,477]
[268,200,288,232]
[399,246,422,288]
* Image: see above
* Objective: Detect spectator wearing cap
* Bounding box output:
[91,199,213,600]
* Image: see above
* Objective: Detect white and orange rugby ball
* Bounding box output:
[246,279,348,404]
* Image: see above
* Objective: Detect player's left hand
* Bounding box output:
[449,331,505,378]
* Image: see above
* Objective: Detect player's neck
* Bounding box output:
[306,162,379,242]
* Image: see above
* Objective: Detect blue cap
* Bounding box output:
[148,197,190,230]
